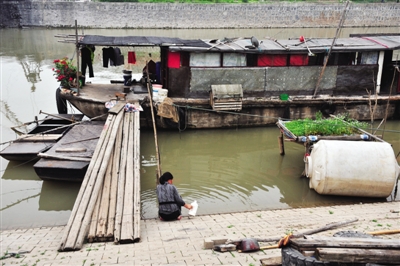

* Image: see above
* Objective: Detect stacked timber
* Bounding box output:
[59,102,141,251]
[288,235,400,264]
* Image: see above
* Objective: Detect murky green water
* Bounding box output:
[1,27,399,229]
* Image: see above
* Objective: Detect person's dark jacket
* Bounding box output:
[156,183,185,214]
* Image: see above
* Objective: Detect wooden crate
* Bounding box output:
[210,84,243,111]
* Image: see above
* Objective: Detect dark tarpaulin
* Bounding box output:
[79,35,210,48]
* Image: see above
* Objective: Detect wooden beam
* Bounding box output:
[107,121,123,238]
[74,110,125,250]
[291,236,400,249]
[55,148,87,153]
[133,106,141,241]
[317,248,400,264]
[114,113,130,244]
[59,114,116,251]
[17,134,63,142]
[120,112,134,243]
[38,153,91,162]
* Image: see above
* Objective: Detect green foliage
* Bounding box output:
[284,112,369,136]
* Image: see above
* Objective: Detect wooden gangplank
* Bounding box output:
[59,102,141,251]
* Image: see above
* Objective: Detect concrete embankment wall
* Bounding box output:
[1,1,399,29]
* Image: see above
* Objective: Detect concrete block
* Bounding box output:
[203,238,228,249]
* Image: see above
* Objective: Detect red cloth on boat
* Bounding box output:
[167,51,180,68]
[257,54,287,66]
[128,51,136,64]
[289,54,309,66]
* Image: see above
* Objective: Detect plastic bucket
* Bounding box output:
[152,84,162,89]
[152,89,159,101]
[280,93,289,101]
[123,74,132,86]
[158,88,168,102]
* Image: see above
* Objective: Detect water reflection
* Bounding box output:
[140,127,394,219]
[39,181,80,211]
[20,55,43,92]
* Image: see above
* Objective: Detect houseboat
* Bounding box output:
[57,34,400,129]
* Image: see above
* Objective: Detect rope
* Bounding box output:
[361,36,390,49]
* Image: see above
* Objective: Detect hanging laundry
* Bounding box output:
[102,47,116,68]
[113,47,124,66]
[128,51,136,64]
[81,45,95,77]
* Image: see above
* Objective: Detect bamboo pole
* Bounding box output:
[75,20,80,96]
[313,0,350,97]
[145,62,162,181]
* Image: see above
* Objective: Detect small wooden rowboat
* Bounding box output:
[0,113,84,162]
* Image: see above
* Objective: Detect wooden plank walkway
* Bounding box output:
[59,103,141,251]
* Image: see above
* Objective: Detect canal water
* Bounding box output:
[1,27,399,229]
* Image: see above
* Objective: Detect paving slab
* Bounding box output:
[1,201,399,265]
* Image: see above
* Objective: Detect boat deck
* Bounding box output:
[68,83,148,103]
[33,121,105,182]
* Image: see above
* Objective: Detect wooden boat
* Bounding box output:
[0,114,84,161]
[57,33,400,129]
[33,121,104,182]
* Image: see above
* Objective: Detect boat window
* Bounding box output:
[180,52,190,67]
[358,51,379,65]
[307,53,324,66]
[246,54,258,66]
[326,52,356,65]
[223,53,246,67]
[257,54,287,66]
[190,53,220,67]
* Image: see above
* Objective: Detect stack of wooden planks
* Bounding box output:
[59,102,141,251]
[290,235,400,264]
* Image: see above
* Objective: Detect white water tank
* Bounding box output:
[305,140,399,197]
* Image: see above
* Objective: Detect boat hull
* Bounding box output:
[0,114,84,161]
[33,121,104,182]
[62,88,400,129]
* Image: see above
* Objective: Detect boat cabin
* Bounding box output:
[78,34,400,99]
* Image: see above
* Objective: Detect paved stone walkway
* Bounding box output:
[1,201,399,266]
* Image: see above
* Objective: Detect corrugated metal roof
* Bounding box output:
[79,35,210,48]
[79,35,400,54]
